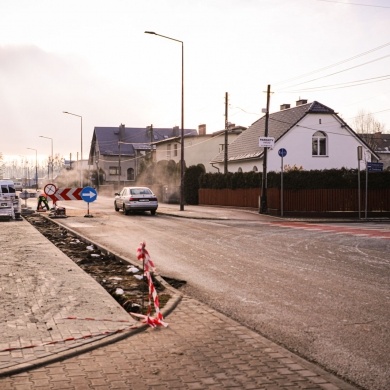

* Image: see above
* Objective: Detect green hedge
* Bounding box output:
[199,169,390,190]
[184,165,206,204]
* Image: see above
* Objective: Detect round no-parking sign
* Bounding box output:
[44,184,57,196]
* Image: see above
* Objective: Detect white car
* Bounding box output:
[114,186,158,215]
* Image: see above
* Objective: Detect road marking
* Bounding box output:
[67,223,96,228]
[267,221,390,240]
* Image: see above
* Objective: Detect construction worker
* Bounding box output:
[37,193,50,211]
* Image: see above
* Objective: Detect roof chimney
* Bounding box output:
[280,104,290,110]
[198,124,206,135]
[296,99,308,106]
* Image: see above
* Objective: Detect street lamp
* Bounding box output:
[39,136,53,181]
[145,30,185,211]
[63,111,83,187]
[27,148,38,190]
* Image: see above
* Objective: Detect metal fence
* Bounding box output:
[199,188,390,216]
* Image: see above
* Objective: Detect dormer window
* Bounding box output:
[312,131,327,156]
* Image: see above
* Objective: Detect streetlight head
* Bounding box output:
[144,31,156,35]
[63,111,68,114]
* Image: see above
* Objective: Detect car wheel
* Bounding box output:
[114,202,119,212]
[151,210,156,216]
[123,205,129,215]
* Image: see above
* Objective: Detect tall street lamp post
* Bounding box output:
[145,31,185,211]
[39,136,53,181]
[63,111,83,187]
[27,147,38,190]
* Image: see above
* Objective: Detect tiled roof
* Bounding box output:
[93,127,197,156]
[211,101,335,163]
[359,133,390,152]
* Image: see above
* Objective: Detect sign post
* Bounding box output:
[364,161,383,219]
[278,148,287,217]
[81,186,98,218]
[357,146,362,219]
[365,159,368,219]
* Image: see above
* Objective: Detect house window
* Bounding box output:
[238,167,243,173]
[312,131,327,156]
[174,144,178,157]
[253,166,258,172]
[109,166,119,175]
[127,168,135,181]
[167,144,171,159]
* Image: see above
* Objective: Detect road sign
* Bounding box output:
[278,148,287,157]
[54,187,83,201]
[367,162,383,172]
[259,137,275,148]
[81,186,98,203]
[44,184,57,196]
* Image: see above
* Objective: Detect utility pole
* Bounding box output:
[69,152,72,188]
[357,146,362,219]
[118,124,125,190]
[224,92,229,174]
[260,84,271,214]
[148,124,154,144]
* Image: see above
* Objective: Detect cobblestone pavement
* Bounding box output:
[0,219,148,376]
[0,296,357,390]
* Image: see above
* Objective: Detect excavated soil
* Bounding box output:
[24,213,186,315]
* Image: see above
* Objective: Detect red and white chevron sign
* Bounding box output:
[54,187,83,201]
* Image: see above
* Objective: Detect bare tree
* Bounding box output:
[353,109,385,150]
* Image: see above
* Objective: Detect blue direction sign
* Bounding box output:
[367,162,383,172]
[278,148,287,158]
[81,186,98,203]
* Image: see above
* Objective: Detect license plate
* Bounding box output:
[1,203,7,206]
[138,199,149,202]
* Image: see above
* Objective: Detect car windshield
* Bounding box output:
[130,188,152,195]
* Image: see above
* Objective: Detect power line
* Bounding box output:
[275,41,390,87]
[278,54,390,90]
[282,74,390,93]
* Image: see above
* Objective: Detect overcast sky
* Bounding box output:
[1,0,389,164]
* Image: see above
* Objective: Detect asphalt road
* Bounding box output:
[29,196,390,390]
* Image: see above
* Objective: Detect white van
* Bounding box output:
[0,180,16,195]
[0,180,22,220]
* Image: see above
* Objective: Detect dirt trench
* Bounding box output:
[24,214,186,315]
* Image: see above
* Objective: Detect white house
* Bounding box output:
[211,100,379,173]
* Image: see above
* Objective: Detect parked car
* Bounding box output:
[114,186,158,215]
